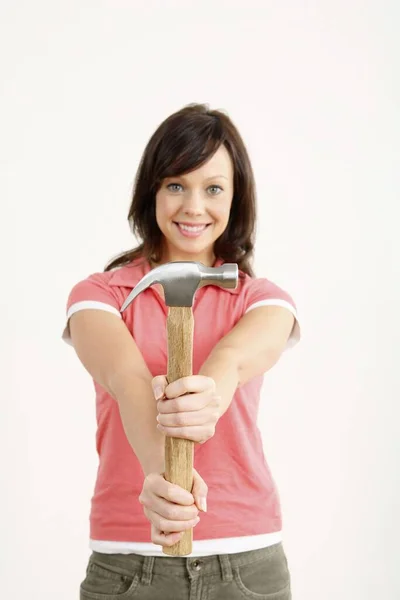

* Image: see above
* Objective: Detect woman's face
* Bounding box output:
[155,145,234,266]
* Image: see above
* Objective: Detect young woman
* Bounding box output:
[63,103,300,599]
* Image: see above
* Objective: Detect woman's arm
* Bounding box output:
[199,305,295,415]
[69,310,165,475]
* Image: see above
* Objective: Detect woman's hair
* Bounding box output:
[105,103,257,277]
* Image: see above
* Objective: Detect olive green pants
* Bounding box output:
[80,542,291,599]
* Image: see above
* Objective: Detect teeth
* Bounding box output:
[178,224,206,232]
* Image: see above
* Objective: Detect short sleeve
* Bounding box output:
[244,278,301,350]
[62,273,122,346]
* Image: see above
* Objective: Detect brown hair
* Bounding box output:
[105,103,257,277]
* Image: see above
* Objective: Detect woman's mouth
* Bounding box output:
[174,222,211,238]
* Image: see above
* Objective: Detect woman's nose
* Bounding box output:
[182,190,205,215]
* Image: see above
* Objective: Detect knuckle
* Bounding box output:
[166,506,180,521]
[143,507,151,520]
[151,531,162,544]
[175,414,187,426]
[182,376,192,389]
[158,518,168,531]
[146,473,157,485]
[162,398,174,413]
[171,379,187,397]
[165,485,176,502]
[164,536,177,547]
[200,426,216,443]
[174,398,185,411]
[164,384,174,399]
[182,428,191,439]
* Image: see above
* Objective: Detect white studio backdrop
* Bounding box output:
[2,1,399,599]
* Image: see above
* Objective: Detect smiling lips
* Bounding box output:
[174,222,211,238]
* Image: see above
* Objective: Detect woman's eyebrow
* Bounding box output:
[204,175,228,181]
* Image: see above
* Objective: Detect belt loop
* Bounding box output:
[140,556,155,586]
[218,554,233,582]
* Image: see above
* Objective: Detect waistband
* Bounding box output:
[89,543,283,585]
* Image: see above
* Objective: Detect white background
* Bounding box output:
[2,1,399,598]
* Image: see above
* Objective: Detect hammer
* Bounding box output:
[121,261,238,555]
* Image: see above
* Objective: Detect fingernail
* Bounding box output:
[153,385,163,400]
[198,497,207,512]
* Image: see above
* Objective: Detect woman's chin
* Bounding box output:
[164,239,215,263]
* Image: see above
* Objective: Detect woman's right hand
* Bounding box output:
[139,468,208,547]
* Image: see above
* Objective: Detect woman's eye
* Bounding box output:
[166,183,223,194]
[208,185,223,195]
[167,183,183,192]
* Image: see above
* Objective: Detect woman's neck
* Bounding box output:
[152,250,216,268]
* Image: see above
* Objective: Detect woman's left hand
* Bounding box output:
[151,375,221,444]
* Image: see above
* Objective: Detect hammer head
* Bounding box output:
[121,261,238,310]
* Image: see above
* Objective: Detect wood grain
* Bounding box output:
[163,306,195,556]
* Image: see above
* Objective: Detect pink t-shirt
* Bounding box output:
[63,257,300,554]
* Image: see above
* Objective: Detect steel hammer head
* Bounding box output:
[121,261,238,310]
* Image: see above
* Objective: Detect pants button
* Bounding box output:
[192,560,203,571]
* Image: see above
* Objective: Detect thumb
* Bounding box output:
[151,375,168,401]
[192,468,208,513]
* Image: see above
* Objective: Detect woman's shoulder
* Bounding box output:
[236,269,297,311]
[73,257,148,291]
[64,258,147,313]
[236,268,275,293]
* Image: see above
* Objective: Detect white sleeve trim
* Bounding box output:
[244,299,301,350]
[62,301,121,346]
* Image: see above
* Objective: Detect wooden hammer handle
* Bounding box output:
[163,306,194,556]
